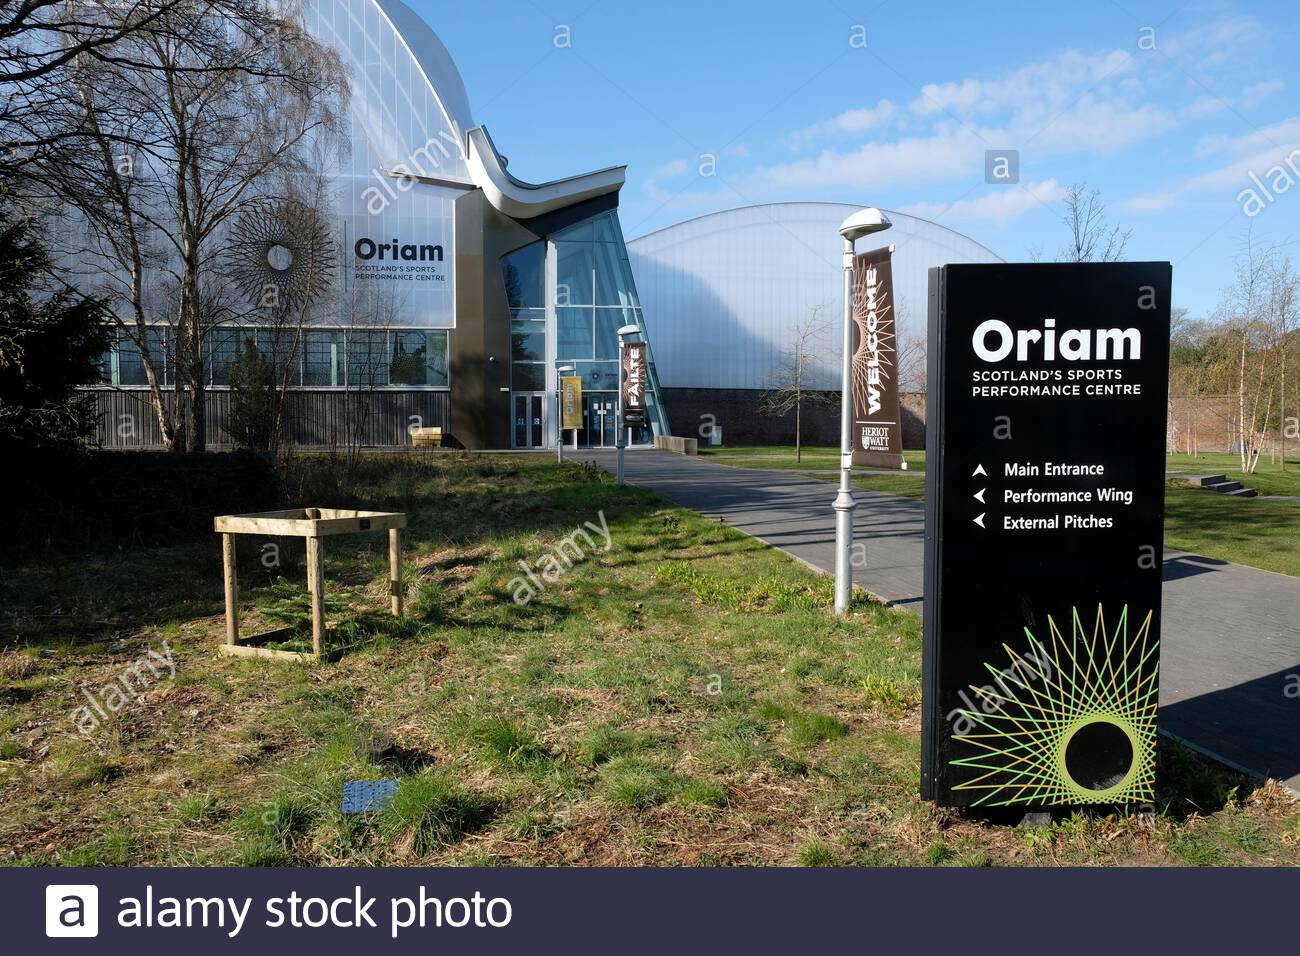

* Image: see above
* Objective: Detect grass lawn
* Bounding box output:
[1,455,1297,866]
[1164,483,1300,577]
[1166,453,1300,498]
[699,445,930,500]
[700,445,927,472]
[702,445,1300,575]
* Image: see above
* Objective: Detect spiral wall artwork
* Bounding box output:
[229,198,336,314]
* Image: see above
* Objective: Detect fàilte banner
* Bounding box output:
[622,342,648,428]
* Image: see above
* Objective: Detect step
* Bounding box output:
[1205,480,1243,494]
[1223,487,1258,498]
[1185,474,1228,487]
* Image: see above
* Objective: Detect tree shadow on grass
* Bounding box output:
[4,457,666,651]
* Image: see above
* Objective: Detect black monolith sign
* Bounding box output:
[921,262,1171,808]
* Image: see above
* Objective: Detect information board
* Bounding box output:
[921,262,1171,808]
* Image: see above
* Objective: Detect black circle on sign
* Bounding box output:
[1064,721,1133,791]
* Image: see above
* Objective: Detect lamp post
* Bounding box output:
[834,207,892,615]
[616,324,640,487]
[556,364,575,463]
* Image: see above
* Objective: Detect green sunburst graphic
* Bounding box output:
[951,604,1158,807]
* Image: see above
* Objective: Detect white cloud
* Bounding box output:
[787,100,898,148]
[1182,96,1227,120]
[1160,17,1264,73]
[1181,79,1283,123]
[642,158,690,202]
[1124,116,1300,212]
[742,127,986,192]
[910,49,1136,121]
[633,17,1278,224]
[1241,79,1284,107]
[739,45,1174,195]
[901,180,1067,227]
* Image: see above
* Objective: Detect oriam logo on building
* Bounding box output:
[354,238,444,262]
[972,318,1142,362]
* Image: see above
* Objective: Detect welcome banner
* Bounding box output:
[851,245,904,469]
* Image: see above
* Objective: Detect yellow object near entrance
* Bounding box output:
[561,376,583,430]
[411,426,442,447]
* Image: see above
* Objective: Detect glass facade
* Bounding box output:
[97,327,449,389]
[303,0,466,330]
[500,210,668,446]
[83,1,672,451]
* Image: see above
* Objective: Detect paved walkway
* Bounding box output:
[588,449,1300,793]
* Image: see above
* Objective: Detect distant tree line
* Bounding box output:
[1169,241,1298,472]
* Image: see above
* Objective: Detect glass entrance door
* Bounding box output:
[582,394,616,448]
[513,393,545,448]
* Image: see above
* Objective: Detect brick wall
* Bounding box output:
[662,387,927,448]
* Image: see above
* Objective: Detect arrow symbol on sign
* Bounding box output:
[973,513,985,528]
[974,488,985,504]
[972,464,987,477]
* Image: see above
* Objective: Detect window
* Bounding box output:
[554,241,594,305]
[304,330,342,386]
[550,213,664,441]
[347,331,389,387]
[210,328,257,387]
[512,362,545,391]
[511,319,545,364]
[556,307,593,359]
[110,327,167,386]
[99,326,450,390]
[572,360,617,391]
[391,330,449,387]
[593,240,639,307]
[501,241,544,309]
[117,334,147,386]
[259,327,301,387]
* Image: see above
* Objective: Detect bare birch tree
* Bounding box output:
[1214,238,1296,473]
[760,305,835,462]
[1057,183,1131,263]
[27,0,346,451]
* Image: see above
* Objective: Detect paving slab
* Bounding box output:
[589,449,1300,793]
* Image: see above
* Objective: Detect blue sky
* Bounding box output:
[413,0,1298,317]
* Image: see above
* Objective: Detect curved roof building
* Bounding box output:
[628,203,1003,391]
[94,0,668,450]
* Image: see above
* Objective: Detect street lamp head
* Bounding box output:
[839,207,892,242]
[616,324,640,339]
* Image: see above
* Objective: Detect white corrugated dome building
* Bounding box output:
[626,202,1002,444]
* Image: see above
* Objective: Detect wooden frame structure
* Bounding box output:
[214,508,407,663]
